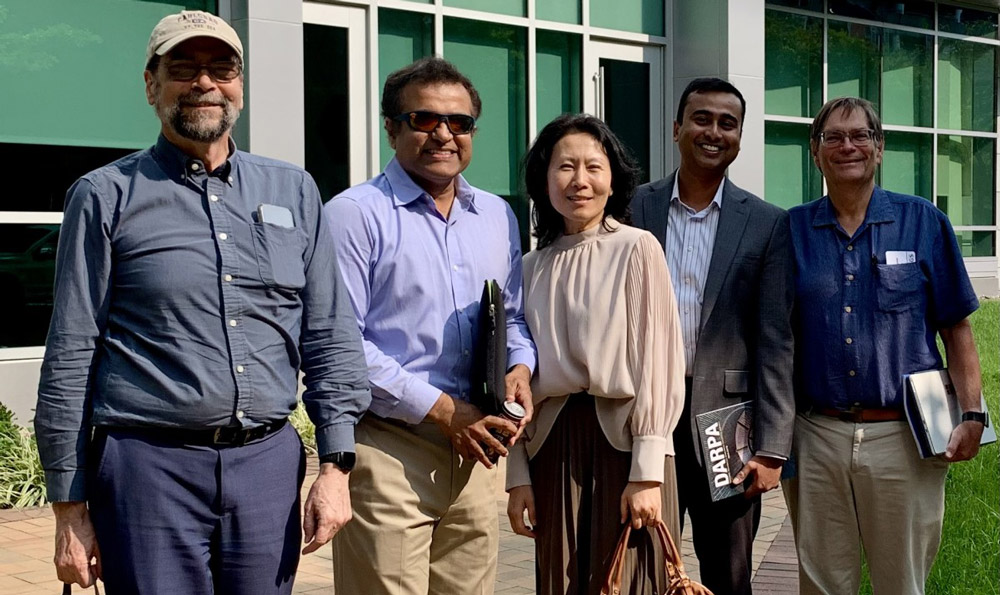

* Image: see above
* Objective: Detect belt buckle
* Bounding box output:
[212,427,241,446]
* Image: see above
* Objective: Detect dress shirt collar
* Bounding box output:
[811,185,896,229]
[670,176,724,214]
[384,157,479,214]
[152,134,236,185]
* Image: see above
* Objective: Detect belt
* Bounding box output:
[814,407,905,423]
[101,418,287,447]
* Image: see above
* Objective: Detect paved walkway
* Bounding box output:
[0,457,798,594]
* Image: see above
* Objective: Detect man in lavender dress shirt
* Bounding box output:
[324,57,536,594]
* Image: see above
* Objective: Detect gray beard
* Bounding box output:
[159,94,240,143]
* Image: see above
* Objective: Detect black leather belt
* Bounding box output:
[101,418,287,446]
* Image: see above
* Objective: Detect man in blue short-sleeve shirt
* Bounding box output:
[783,97,986,595]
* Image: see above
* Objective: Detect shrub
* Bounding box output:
[0,405,46,509]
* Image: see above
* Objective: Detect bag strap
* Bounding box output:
[600,520,714,595]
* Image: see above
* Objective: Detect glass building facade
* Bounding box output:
[0,0,998,423]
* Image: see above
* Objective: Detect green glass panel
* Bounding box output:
[881,29,932,127]
[537,0,580,25]
[936,136,996,227]
[879,131,932,200]
[590,0,663,36]
[378,9,433,169]
[939,5,998,40]
[767,0,823,12]
[304,24,350,202]
[938,39,997,133]
[828,22,880,109]
[828,0,933,29]
[601,58,650,184]
[0,0,214,149]
[535,31,581,131]
[765,10,822,118]
[765,121,823,209]
[444,0,524,18]
[443,18,528,245]
[955,231,996,257]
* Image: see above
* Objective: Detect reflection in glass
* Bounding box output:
[536,31,582,129]
[880,131,932,201]
[828,22,880,107]
[0,224,59,348]
[601,59,650,185]
[590,0,663,36]
[881,29,932,127]
[378,9,434,168]
[537,0,580,24]
[828,0,933,28]
[765,122,823,209]
[954,231,995,258]
[765,10,823,118]
[767,0,823,12]
[939,5,998,40]
[304,24,349,201]
[444,0,524,18]
[937,136,996,227]
[0,144,133,212]
[938,39,997,133]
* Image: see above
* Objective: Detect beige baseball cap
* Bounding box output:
[146,10,243,64]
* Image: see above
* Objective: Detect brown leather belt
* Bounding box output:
[814,407,905,423]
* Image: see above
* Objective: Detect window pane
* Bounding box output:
[765,122,823,209]
[304,24,349,202]
[828,22,880,109]
[590,0,663,36]
[939,5,998,40]
[767,0,823,12]
[938,39,997,133]
[0,1,214,150]
[880,131,932,200]
[537,0,580,25]
[378,9,434,169]
[937,136,996,227]
[828,0,933,28]
[955,231,995,257]
[765,10,823,118]
[535,31,582,130]
[444,0,525,18]
[443,18,529,246]
[0,224,59,348]
[0,143,133,212]
[881,29,932,127]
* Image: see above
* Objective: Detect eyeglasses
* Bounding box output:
[163,61,243,82]
[818,129,878,147]
[392,111,477,135]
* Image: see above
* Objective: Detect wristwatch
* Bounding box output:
[961,411,990,427]
[320,451,357,472]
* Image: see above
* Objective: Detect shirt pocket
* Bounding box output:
[875,263,924,312]
[723,369,749,396]
[251,222,307,290]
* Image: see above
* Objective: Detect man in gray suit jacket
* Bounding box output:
[630,78,795,595]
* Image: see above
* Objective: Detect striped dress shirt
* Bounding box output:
[665,177,724,376]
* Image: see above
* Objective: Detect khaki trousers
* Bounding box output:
[332,415,498,595]
[781,412,949,595]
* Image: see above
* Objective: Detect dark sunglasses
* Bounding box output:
[392,111,477,135]
[164,61,243,82]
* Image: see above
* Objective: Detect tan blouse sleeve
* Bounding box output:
[625,232,686,483]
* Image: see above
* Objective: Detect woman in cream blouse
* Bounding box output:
[505,114,686,594]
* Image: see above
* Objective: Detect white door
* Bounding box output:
[584,41,666,183]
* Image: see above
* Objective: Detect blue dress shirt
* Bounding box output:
[789,187,979,410]
[35,136,371,501]
[324,158,537,424]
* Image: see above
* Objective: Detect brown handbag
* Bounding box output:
[600,520,713,595]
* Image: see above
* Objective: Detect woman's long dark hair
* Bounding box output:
[523,114,640,249]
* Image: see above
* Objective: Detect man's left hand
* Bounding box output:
[732,455,783,499]
[943,421,984,462]
[302,462,352,554]
[504,364,533,445]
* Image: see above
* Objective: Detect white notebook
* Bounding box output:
[904,369,996,458]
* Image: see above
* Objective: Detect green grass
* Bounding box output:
[860,299,1000,594]
[290,401,317,455]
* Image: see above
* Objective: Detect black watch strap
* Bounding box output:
[319,451,357,471]
[961,411,990,427]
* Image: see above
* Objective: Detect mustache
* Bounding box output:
[179,92,227,107]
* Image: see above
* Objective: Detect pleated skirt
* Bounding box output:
[530,394,681,595]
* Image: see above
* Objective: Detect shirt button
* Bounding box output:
[224,274,233,282]
[846,274,855,281]
[687,246,693,252]
[684,277,691,285]
[844,306,852,313]
[845,337,853,344]
[229,319,237,327]
[684,308,690,314]
[236,365,245,373]
[847,245,854,251]
[463,349,470,357]
[218,232,228,241]
[236,410,245,419]
[190,163,201,171]
[227,176,234,184]
[452,265,459,271]
[849,370,856,377]
[209,194,219,202]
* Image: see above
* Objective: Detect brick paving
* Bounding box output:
[0,457,799,594]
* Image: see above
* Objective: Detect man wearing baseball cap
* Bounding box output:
[35,10,371,594]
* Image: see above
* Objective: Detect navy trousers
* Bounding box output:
[88,423,306,595]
